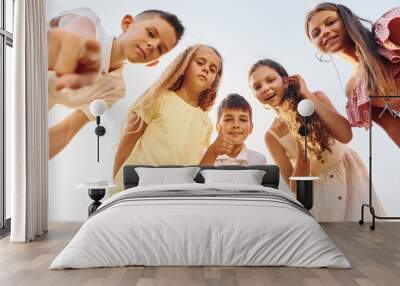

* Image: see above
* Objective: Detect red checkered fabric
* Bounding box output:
[346,7,400,129]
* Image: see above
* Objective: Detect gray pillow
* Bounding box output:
[135,167,201,186]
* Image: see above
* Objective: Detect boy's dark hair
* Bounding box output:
[217,93,253,123]
[136,10,185,43]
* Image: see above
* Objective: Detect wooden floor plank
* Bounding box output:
[0,222,399,286]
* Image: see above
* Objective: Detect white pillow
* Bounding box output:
[200,169,266,185]
[135,167,200,186]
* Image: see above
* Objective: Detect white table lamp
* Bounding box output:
[90,100,107,162]
[297,99,315,162]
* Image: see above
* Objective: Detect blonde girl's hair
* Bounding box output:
[305,2,397,98]
[249,59,334,160]
[123,44,223,133]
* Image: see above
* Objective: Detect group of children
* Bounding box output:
[48,2,399,221]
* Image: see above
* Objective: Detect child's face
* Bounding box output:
[121,16,177,64]
[307,10,352,54]
[249,65,287,108]
[183,47,221,93]
[217,108,253,146]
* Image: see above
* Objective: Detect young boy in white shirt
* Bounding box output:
[214,93,267,166]
[48,8,185,159]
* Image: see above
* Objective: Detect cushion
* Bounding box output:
[135,167,201,186]
[200,169,266,185]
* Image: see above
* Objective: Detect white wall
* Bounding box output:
[47,0,400,221]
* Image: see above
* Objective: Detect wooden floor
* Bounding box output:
[0,222,399,286]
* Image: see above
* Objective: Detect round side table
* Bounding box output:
[77,183,117,216]
[289,177,320,210]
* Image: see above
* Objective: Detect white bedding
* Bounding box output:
[50,183,350,269]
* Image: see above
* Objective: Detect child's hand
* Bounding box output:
[210,130,235,156]
[287,74,312,99]
[48,28,101,90]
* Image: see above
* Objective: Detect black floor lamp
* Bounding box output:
[359,95,400,230]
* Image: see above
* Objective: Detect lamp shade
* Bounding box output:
[297,99,315,117]
[90,100,107,116]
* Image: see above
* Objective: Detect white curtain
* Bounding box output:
[9,0,48,242]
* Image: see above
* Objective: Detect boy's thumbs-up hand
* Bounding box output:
[210,130,235,156]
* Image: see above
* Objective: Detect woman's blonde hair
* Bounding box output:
[305,2,397,98]
[249,59,334,160]
[124,44,223,133]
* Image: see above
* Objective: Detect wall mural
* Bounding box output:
[47,0,400,221]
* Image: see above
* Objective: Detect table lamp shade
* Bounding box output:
[297,99,315,117]
[90,99,107,117]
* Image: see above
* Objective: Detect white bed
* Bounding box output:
[50,182,350,269]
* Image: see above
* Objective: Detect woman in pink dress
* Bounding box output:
[305,3,400,147]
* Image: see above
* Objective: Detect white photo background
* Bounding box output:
[47,0,400,220]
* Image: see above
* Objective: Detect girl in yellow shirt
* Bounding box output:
[113,44,235,194]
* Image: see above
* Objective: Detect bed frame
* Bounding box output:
[123,165,280,189]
